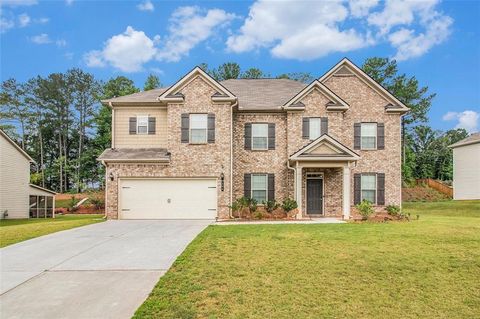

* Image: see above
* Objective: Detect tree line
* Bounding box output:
[0,59,468,193]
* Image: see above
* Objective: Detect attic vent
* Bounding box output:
[212,92,227,97]
[334,66,353,76]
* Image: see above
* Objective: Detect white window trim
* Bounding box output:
[360,174,377,204]
[360,122,377,150]
[251,123,269,151]
[136,115,149,135]
[309,117,322,140]
[251,173,268,203]
[189,113,208,144]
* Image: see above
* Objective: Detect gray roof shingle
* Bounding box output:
[221,78,307,110]
[102,88,168,104]
[101,78,307,110]
[98,148,170,161]
[449,132,480,148]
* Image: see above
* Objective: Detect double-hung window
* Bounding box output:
[361,174,376,204]
[252,123,268,150]
[251,174,268,203]
[136,115,149,134]
[190,114,208,144]
[309,118,321,140]
[361,123,377,149]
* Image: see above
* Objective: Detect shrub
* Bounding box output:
[254,211,264,219]
[263,199,280,213]
[356,200,374,220]
[248,198,258,214]
[281,198,298,212]
[67,195,78,212]
[385,204,401,216]
[89,195,105,210]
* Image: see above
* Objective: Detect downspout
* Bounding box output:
[285,110,296,201]
[100,160,108,219]
[229,99,238,219]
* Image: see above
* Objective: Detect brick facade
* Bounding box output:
[104,66,403,219]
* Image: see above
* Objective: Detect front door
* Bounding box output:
[307,178,323,215]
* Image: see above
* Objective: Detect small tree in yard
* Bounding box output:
[356,200,374,220]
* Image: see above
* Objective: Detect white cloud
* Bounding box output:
[156,6,236,62]
[226,1,368,60]
[18,13,30,27]
[0,0,37,7]
[36,17,49,24]
[84,50,105,68]
[389,13,452,61]
[227,0,452,61]
[56,39,67,47]
[0,17,15,33]
[137,0,154,12]
[30,33,52,44]
[349,0,379,18]
[84,26,157,72]
[443,110,479,133]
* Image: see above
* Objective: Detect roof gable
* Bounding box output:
[319,58,409,113]
[0,129,34,162]
[290,134,360,161]
[283,80,349,111]
[158,66,236,103]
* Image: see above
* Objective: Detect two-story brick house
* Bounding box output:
[98,58,408,220]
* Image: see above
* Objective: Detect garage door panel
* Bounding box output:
[120,179,217,219]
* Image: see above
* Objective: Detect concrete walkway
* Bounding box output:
[0,220,211,319]
[215,218,345,225]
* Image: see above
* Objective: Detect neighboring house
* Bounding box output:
[0,129,56,219]
[98,58,409,220]
[449,133,480,200]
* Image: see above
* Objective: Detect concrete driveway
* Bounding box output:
[0,220,211,319]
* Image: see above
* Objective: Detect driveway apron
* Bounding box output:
[0,220,211,319]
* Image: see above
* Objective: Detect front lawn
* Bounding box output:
[135,200,480,319]
[0,214,104,248]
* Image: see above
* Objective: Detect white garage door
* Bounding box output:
[119,178,217,219]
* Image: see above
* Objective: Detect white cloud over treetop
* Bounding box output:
[227,0,453,61]
[85,6,236,72]
[443,111,479,133]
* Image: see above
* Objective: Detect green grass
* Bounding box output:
[0,214,104,248]
[134,200,480,319]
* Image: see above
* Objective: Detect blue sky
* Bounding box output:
[1,0,479,132]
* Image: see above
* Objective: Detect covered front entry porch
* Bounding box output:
[289,134,360,219]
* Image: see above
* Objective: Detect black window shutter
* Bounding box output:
[207,113,215,143]
[148,117,156,135]
[129,117,137,135]
[181,113,189,143]
[268,174,275,201]
[244,174,251,198]
[377,123,385,150]
[354,123,361,150]
[377,173,385,205]
[268,123,275,150]
[321,117,328,135]
[244,123,252,150]
[302,117,309,139]
[354,173,361,205]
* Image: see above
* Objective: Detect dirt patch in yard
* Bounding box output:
[402,186,450,202]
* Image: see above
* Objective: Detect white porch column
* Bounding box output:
[296,164,303,218]
[342,164,351,220]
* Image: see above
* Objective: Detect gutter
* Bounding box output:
[110,102,115,149]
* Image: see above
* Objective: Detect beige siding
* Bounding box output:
[0,135,30,219]
[114,107,167,148]
[453,143,480,200]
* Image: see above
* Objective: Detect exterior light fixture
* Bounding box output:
[220,173,225,191]
[109,172,114,181]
